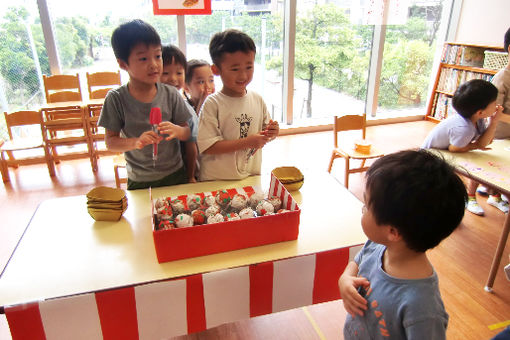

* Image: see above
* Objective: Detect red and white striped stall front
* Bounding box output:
[0,172,366,339]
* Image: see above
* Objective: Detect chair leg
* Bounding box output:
[44,145,56,177]
[328,153,336,173]
[1,152,10,182]
[114,165,121,188]
[344,158,350,188]
[51,145,60,164]
[6,151,18,168]
[361,159,366,168]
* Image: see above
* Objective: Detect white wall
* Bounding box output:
[455,0,510,47]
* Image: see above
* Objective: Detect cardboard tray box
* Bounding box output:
[151,173,300,263]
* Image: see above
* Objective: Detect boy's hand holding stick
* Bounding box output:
[247,120,280,159]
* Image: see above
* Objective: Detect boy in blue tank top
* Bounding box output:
[339,150,467,340]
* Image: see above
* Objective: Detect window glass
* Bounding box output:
[186,0,284,122]
[376,1,446,118]
[47,0,177,94]
[0,1,43,139]
[293,0,373,126]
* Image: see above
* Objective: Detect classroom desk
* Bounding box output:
[436,139,510,292]
[0,171,365,339]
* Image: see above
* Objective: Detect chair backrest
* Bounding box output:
[43,74,83,103]
[333,114,367,148]
[4,110,44,140]
[41,106,88,141]
[86,71,121,99]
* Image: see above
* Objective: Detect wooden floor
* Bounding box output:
[1,120,509,339]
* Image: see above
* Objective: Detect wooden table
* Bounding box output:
[0,171,365,338]
[436,139,510,292]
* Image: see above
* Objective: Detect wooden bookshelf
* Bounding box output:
[425,42,505,122]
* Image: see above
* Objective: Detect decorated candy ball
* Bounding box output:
[170,199,186,215]
[156,204,173,216]
[239,207,256,219]
[205,204,221,217]
[256,200,275,216]
[187,194,202,211]
[207,213,224,224]
[202,194,216,207]
[230,194,247,212]
[268,196,282,211]
[157,219,175,231]
[155,198,167,210]
[224,212,240,221]
[215,190,231,207]
[175,213,194,228]
[191,209,206,225]
[248,191,265,209]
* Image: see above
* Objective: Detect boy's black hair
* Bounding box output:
[209,29,256,67]
[162,44,187,70]
[111,19,161,64]
[452,79,498,118]
[365,149,467,253]
[186,59,210,84]
[504,27,510,53]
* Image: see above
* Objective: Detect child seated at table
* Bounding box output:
[185,59,216,114]
[421,79,503,216]
[98,19,191,190]
[197,29,279,181]
[160,44,199,182]
[339,149,467,339]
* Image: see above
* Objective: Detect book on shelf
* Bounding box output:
[437,68,493,94]
[432,93,453,120]
[460,46,485,67]
[441,44,497,67]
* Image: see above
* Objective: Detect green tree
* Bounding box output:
[54,16,92,70]
[0,7,42,106]
[378,39,433,108]
[294,4,356,117]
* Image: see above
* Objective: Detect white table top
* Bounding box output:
[435,139,510,196]
[0,171,365,308]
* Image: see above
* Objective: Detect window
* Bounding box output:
[293,0,372,126]
[185,1,284,122]
[376,1,448,118]
[0,0,454,141]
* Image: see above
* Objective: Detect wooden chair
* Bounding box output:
[86,71,121,99]
[85,103,119,171]
[1,110,55,182]
[43,74,83,103]
[327,114,384,188]
[85,104,126,187]
[113,154,127,188]
[41,106,96,172]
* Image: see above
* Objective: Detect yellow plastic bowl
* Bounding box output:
[272,166,304,191]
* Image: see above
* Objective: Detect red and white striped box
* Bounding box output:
[151,173,300,263]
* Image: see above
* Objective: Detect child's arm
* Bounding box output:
[203,133,270,155]
[448,105,503,152]
[185,141,198,183]
[158,122,191,142]
[475,104,503,148]
[338,261,370,317]
[104,129,161,152]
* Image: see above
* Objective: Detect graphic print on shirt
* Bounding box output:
[235,114,252,138]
